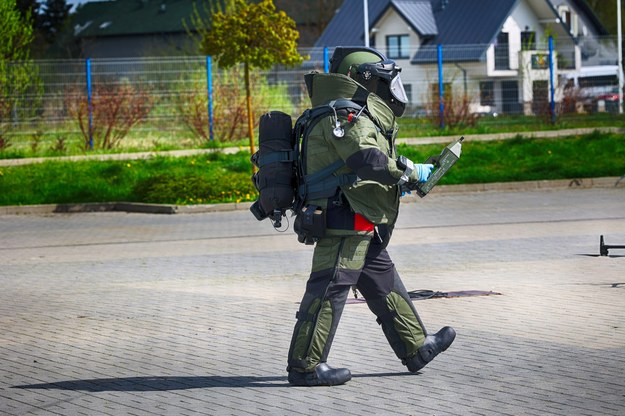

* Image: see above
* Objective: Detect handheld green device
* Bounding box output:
[415,136,464,197]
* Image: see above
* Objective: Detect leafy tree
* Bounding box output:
[198,0,305,155]
[38,0,76,58]
[186,0,236,53]
[40,0,72,41]
[2,3,35,61]
[273,0,343,46]
[15,0,41,21]
[0,1,41,148]
[16,0,73,58]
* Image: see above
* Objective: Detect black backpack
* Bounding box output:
[250,100,364,231]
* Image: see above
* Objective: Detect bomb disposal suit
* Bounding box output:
[287,47,456,387]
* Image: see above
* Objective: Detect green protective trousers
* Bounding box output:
[287,234,428,372]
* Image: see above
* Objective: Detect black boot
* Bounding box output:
[403,326,456,373]
[288,363,352,386]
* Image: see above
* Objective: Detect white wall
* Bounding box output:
[372,8,422,60]
[371,7,422,106]
[367,0,592,113]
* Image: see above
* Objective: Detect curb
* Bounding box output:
[0,201,255,216]
[0,147,244,167]
[397,126,625,145]
[1,177,622,216]
[0,202,176,216]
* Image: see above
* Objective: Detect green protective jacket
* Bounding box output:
[304,72,420,231]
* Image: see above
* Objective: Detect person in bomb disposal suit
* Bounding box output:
[287,46,456,387]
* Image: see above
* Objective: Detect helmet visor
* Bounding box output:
[390,74,408,104]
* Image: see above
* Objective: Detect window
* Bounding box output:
[480,81,495,106]
[558,6,574,33]
[578,75,618,89]
[386,35,410,59]
[532,80,549,114]
[521,31,535,51]
[494,32,509,70]
[502,80,521,114]
[562,10,572,31]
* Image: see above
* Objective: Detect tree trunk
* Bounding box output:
[244,62,256,161]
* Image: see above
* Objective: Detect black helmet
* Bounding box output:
[329,46,408,117]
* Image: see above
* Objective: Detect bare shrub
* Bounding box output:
[425,94,479,128]
[30,130,43,152]
[50,135,67,153]
[175,75,248,144]
[66,81,154,150]
[559,86,586,114]
[174,67,293,144]
[0,134,11,151]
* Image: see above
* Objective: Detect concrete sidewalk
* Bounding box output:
[2,126,624,167]
[1,187,624,415]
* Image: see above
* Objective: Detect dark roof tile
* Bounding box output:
[73,0,210,38]
[413,0,517,62]
[390,0,437,36]
[315,0,390,47]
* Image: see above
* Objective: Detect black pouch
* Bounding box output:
[294,204,326,245]
[374,224,392,249]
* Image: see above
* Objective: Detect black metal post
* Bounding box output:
[600,235,625,256]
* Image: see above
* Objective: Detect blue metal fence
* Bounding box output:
[1,40,622,151]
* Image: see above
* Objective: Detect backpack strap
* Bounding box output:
[295,99,366,204]
[257,150,295,167]
[300,159,358,201]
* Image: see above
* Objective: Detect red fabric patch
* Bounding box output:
[354,213,375,232]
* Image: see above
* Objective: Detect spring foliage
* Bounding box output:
[199,0,304,70]
[0,2,42,148]
[196,0,305,155]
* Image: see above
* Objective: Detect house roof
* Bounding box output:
[73,0,210,38]
[567,0,609,36]
[413,0,518,63]
[314,0,389,47]
[316,0,576,63]
[72,0,339,42]
[370,0,438,37]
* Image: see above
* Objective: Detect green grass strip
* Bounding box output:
[1,132,624,206]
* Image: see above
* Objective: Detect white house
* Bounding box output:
[315,0,620,115]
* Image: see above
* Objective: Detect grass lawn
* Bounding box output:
[1,131,624,206]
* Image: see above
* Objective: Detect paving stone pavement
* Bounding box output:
[0,187,624,416]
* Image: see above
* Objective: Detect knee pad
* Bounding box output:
[288,286,349,371]
[368,291,426,359]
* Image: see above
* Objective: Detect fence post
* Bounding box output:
[548,36,556,124]
[437,44,444,129]
[323,47,329,73]
[86,58,94,149]
[206,56,214,141]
